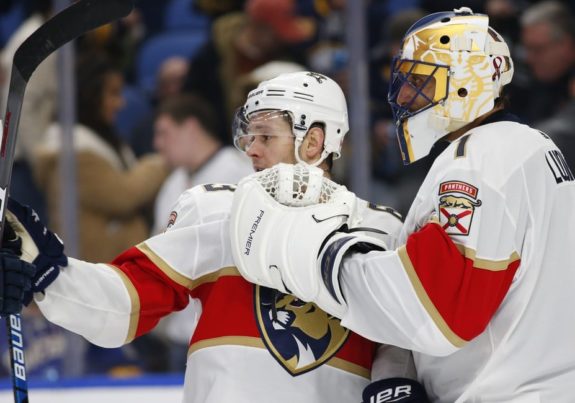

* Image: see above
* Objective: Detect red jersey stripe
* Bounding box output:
[111,246,191,338]
[400,222,520,344]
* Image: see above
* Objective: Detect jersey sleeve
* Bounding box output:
[36,184,236,348]
[339,165,523,356]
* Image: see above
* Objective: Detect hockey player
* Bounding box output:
[229,9,575,402]
[0,72,428,402]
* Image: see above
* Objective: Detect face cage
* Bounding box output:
[387,57,450,126]
[232,108,296,153]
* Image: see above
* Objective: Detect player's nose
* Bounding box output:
[245,138,263,157]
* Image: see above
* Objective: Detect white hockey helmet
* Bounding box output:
[233,71,349,166]
[388,7,514,164]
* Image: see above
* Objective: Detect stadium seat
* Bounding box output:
[135,31,207,94]
[164,0,210,31]
[114,85,152,141]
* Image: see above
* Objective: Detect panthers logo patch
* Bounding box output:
[255,286,349,376]
[438,181,482,236]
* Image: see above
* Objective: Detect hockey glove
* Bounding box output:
[362,378,430,403]
[230,163,387,318]
[4,198,67,304]
[0,249,36,314]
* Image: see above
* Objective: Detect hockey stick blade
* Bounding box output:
[0,1,134,402]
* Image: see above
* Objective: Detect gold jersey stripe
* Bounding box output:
[421,221,520,271]
[104,264,141,344]
[137,242,194,288]
[187,336,370,378]
[136,243,240,290]
[453,243,520,271]
[398,246,468,348]
[188,336,266,356]
[192,267,241,290]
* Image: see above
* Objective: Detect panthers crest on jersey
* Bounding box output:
[255,286,349,375]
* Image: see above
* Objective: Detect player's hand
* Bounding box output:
[0,249,36,314]
[3,198,67,304]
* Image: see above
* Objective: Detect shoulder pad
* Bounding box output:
[167,183,236,230]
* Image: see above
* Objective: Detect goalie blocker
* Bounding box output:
[230,163,387,318]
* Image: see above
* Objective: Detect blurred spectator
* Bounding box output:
[156,56,190,99]
[183,0,312,143]
[152,93,252,235]
[77,7,146,83]
[151,94,252,371]
[521,1,575,84]
[33,52,169,262]
[312,0,346,43]
[130,56,190,157]
[0,0,55,222]
[508,1,575,123]
[485,0,523,48]
[536,69,575,170]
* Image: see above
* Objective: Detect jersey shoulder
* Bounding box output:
[449,121,551,163]
[433,121,555,188]
[166,183,237,231]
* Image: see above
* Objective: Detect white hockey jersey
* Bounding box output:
[35,182,404,403]
[339,116,575,402]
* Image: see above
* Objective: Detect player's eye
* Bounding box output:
[408,76,423,87]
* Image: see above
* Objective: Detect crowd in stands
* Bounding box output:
[0,0,574,381]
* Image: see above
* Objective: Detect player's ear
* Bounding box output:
[301,126,325,162]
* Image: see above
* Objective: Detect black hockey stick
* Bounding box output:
[0,1,134,402]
